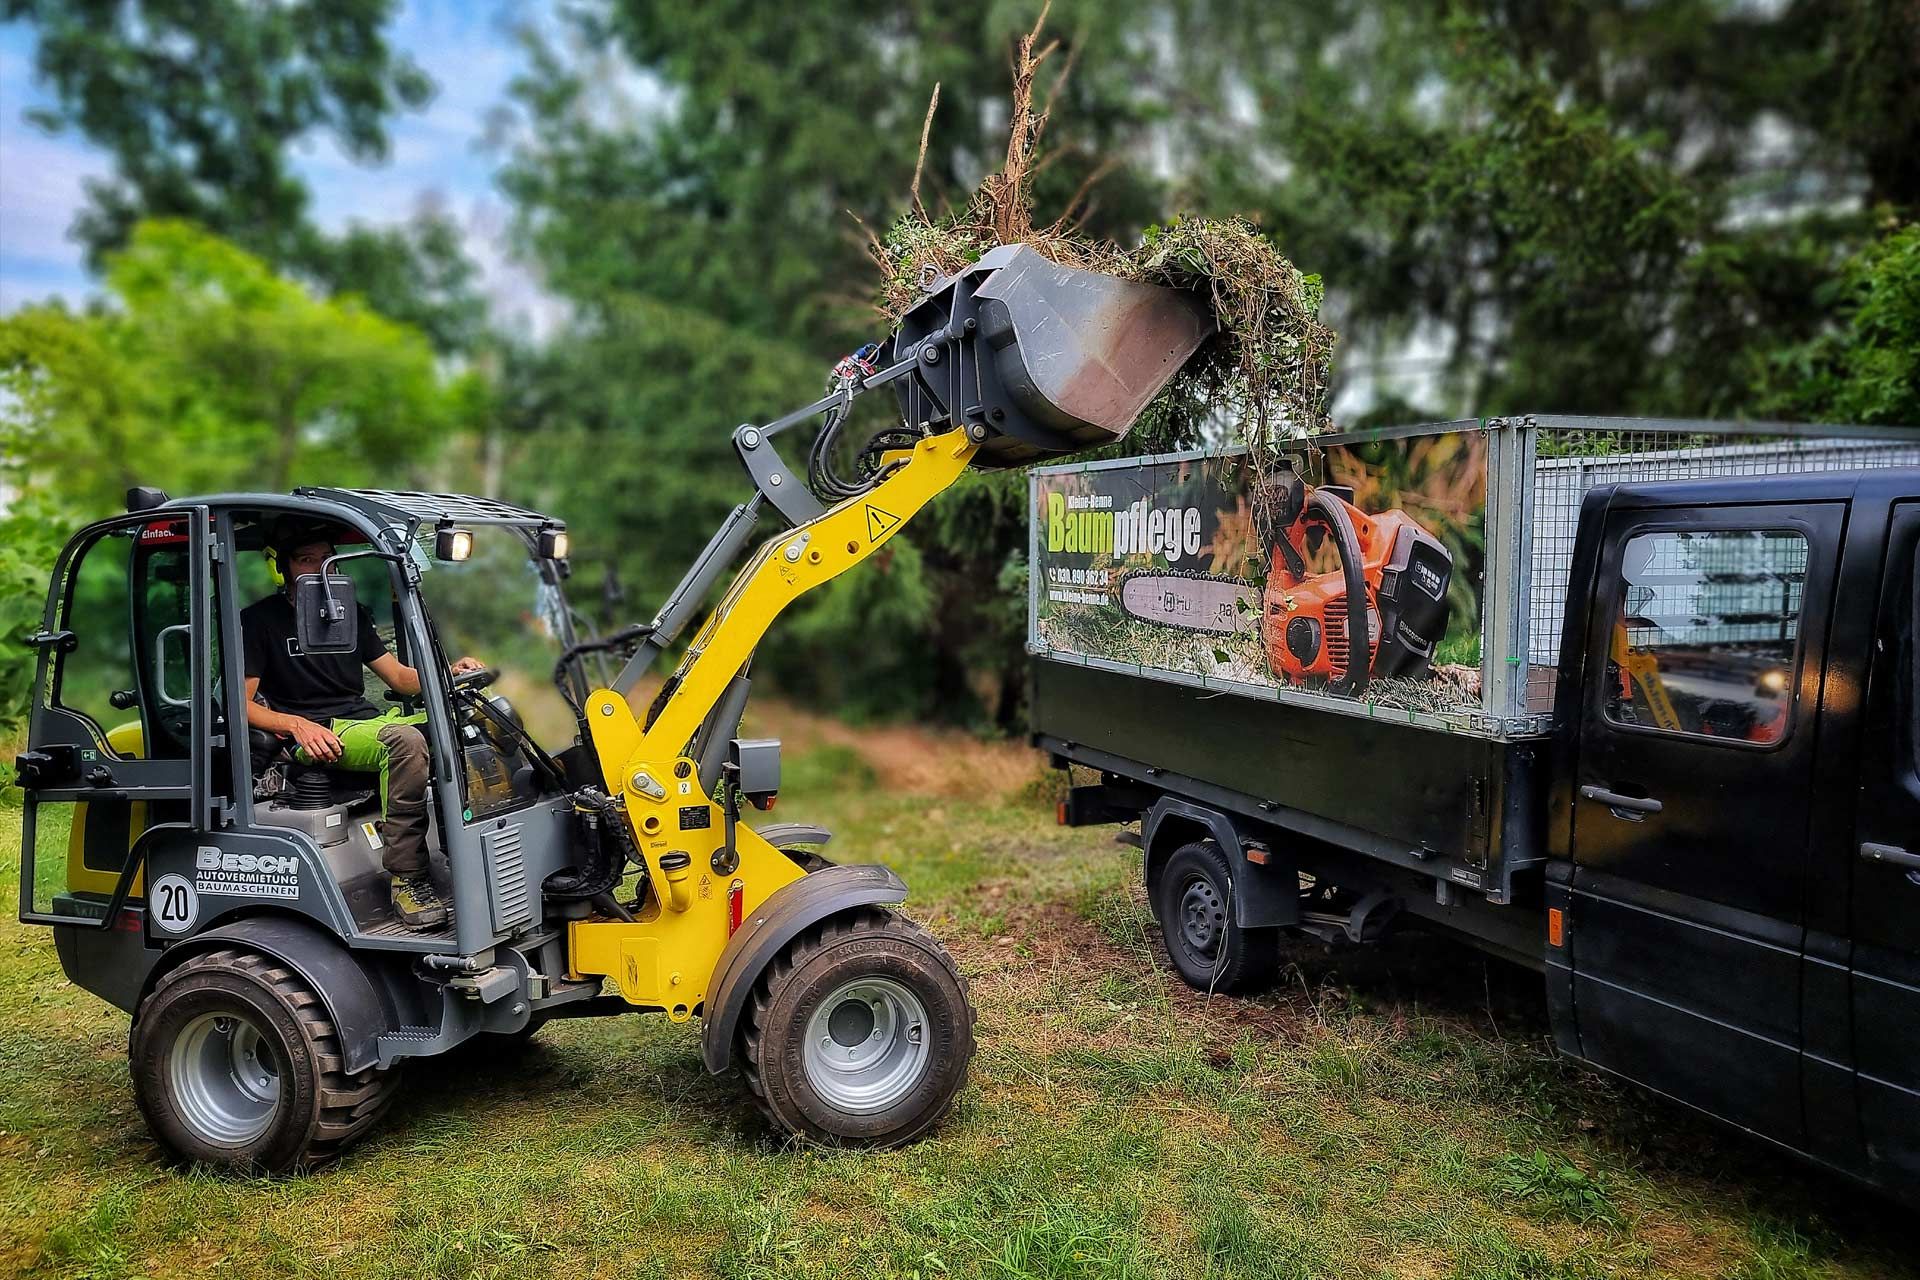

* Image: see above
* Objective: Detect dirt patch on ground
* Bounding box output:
[947,881,1328,1048]
[745,699,1047,799]
[614,676,1048,800]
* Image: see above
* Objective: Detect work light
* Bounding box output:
[436,526,473,562]
[538,528,569,560]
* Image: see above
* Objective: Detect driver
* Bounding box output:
[242,520,483,930]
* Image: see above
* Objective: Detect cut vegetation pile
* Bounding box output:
[871,5,1336,456]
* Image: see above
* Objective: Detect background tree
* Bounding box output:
[0,220,466,511]
[3,0,489,355]
[4,0,431,267]
[1758,222,1920,426]
[0,220,473,733]
[495,0,1185,723]
[1187,0,1915,419]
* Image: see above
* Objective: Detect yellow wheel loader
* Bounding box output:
[12,245,1212,1171]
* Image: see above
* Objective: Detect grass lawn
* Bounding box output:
[0,727,1912,1280]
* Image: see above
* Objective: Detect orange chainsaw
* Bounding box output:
[1117,461,1454,695]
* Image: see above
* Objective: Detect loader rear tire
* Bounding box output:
[1153,840,1278,993]
[129,947,400,1175]
[741,909,973,1147]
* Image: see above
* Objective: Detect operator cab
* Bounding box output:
[18,487,585,942]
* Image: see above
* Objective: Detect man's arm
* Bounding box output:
[368,652,421,697]
[368,652,485,697]
[244,676,343,763]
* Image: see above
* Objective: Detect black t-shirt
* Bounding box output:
[241,592,389,723]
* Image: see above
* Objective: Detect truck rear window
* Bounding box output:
[1603,529,1805,745]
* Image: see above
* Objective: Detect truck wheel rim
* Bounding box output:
[169,1012,282,1145]
[801,977,930,1114]
[1179,876,1225,956]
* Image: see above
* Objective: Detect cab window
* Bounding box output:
[51,518,202,761]
[1603,528,1805,745]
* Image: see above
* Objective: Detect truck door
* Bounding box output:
[1567,502,1841,1146]
[15,509,220,930]
[1848,498,1920,1190]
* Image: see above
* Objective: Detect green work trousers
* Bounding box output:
[296,709,432,877]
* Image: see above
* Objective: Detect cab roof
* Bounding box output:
[293,488,562,530]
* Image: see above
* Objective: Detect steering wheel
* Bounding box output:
[451,665,499,692]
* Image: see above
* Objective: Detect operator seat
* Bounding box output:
[246,719,376,809]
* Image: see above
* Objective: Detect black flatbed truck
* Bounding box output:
[1030,417,1920,1205]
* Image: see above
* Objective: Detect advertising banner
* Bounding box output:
[1032,430,1489,719]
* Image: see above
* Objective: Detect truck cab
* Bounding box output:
[1545,467,1920,1200]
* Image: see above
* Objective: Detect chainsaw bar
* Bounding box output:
[1117,570,1261,636]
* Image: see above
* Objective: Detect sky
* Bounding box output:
[0,3,1424,411]
[0,0,567,332]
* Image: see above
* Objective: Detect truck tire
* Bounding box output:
[129,947,400,1175]
[1152,840,1279,993]
[741,908,974,1147]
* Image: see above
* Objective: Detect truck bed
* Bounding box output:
[1032,660,1546,903]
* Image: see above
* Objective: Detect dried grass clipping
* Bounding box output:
[873,6,1337,453]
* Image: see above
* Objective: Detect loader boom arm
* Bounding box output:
[557,245,1206,1019]
[583,427,977,780]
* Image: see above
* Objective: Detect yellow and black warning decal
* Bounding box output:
[865,503,901,542]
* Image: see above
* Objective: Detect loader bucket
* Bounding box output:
[889,243,1215,469]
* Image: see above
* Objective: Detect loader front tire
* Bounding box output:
[129,947,399,1175]
[741,909,973,1147]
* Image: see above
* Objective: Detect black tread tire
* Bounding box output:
[129,947,400,1175]
[740,908,974,1147]
[1152,839,1279,994]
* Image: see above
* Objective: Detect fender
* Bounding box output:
[137,915,393,1076]
[753,822,833,850]
[701,863,908,1073]
[1142,796,1298,929]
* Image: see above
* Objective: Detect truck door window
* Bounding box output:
[1603,528,1805,745]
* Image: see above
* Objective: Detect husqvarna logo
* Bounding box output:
[197,849,299,876]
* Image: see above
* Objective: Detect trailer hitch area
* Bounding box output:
[1297,887,1400,946]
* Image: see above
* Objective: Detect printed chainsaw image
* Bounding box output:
[11,244,1212,1173]
[1118,459,1454,696]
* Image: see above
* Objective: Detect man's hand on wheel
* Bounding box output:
[289,717,342,762]
[450,656,485,676]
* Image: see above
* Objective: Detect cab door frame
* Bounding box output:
[1835,485,1920,1194]
[16,506,217,929]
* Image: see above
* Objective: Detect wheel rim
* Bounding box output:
[801,977,931,1114]
[168,1011,282,1145]
[1179,874,1226,957]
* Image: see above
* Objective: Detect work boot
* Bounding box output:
[390,873,451,929]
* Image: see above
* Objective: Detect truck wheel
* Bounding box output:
[129,947,399,1175]
[741,909,974,1147]
[1152,840,1278,993]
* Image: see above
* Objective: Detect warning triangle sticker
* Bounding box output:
[865,504,901,542]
